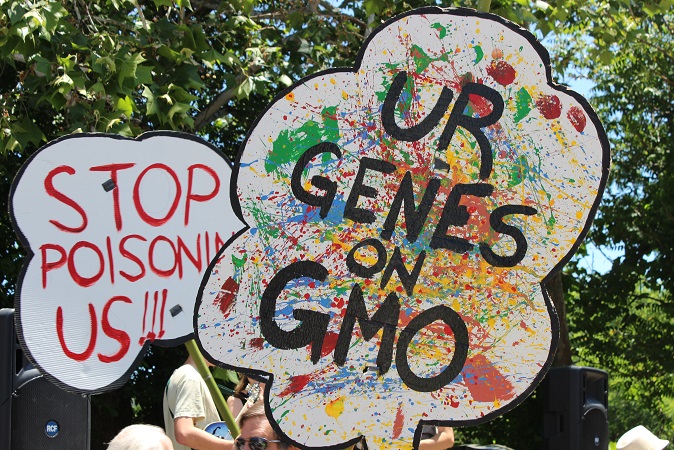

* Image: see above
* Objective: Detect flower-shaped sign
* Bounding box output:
[196,7,609,449]
[10,132,242,393]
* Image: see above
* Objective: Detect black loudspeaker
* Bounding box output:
[543,366,608,450]
[1,308,91,450]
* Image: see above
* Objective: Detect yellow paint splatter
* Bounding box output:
[326,396,345,419]
[285,92,295,102]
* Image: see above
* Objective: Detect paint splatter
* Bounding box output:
[514,87,533,122]
[462,354,516,403]
[214,277,238,317]
[536,94,562,119]
[486,60,516,86]
[473,45,484,64]
[567,106,587,132]
[431,23,447,39]
[196,9,609,450]
[392,405,405,439]
[326,396,345,419]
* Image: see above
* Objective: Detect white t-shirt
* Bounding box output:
[163,363,220,450]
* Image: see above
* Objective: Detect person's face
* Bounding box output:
[235,416,287,450]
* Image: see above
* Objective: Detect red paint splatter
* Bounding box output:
[468,93,494,117]
[319,331,340,358]
[486,60,516,86]
[567,106,587,132]
[279,372,320,397]
[250,337,265,349]
[461,354,516,403]
[392,405,405,439]
[536,94,562,119]
[214,277,238,317]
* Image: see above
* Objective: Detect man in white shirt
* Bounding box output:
[163,355,233,450]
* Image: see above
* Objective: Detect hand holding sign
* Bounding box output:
[11,132,242,393]
[196,7,609,449]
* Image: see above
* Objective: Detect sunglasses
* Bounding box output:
[234,437,284,450]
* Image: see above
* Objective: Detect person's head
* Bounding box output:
[236,401,296,450]
[617,425,669,450]
[234,373,250,397]
[107,424,173,450]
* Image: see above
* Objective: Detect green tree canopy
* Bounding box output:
[2,0,673,447]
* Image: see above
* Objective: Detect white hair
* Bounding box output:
[107,424,172,450]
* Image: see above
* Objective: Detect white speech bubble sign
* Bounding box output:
[196,7,610,450]
[10,131,243,393]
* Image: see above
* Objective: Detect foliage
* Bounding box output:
[559,4,674,444]
[2,0,674,448]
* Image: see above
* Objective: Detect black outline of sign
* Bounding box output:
[188,6,611,450]
[8,131,236,395]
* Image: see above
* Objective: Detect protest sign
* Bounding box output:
[10,132,242,393]
[195,7,610,449]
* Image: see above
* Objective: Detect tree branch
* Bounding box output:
[193,84,240,131]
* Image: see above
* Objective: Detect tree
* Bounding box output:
[2,0,672,447]
[555,4,674,442]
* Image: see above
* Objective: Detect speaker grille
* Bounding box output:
[582,405,609,449]
[11,375,90,450]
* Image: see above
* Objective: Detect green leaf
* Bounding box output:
[167,102,193,127]
[23,9,46,28]
[90,81,106,95]
[142,85,157,114]
[118,51,146,85]
[135,65,154,85]
[235,77,254,99]
[599,50,614,65]
[33,55,51,78]
[115,95,134,117]
[363,0,384,16]
[167,83,197,103]
[53,73,74,94]
[298,39,312,55]
[278,74,292,87]
[158,45,182,62]
[222,51,239,68]
[15,26,31,42]
[152,0,174,6]
[93,56,116,74]
[534,1,551,10]
[9,118,45,151]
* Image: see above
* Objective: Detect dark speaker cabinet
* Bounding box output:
[1,308,90,450]
[543,366,609,450]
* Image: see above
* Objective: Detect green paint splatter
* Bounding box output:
[431,22,447,39]
[546,214,557,234]
[507,155,530,188]
[473,45,484,64]
[265,106,340,174]
[514,87,533,123]
[232,254,247,269]
[410,44,448,76]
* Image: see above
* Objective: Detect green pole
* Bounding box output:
[185,339,240,437]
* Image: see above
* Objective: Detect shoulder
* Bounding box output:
[168,365,201,389]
